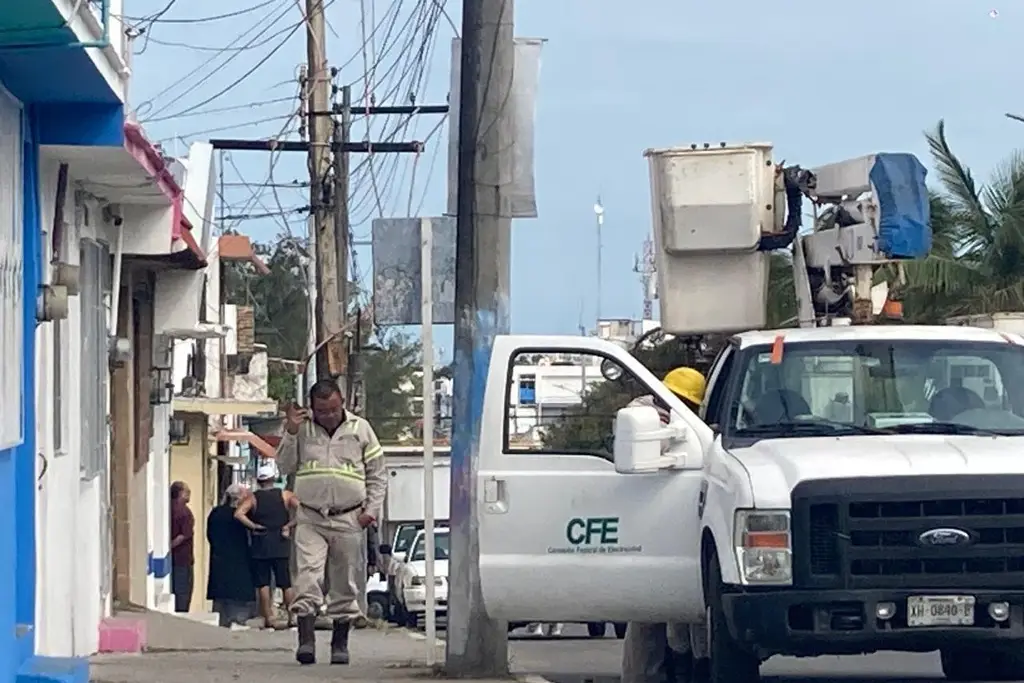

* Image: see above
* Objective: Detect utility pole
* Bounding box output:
[332,85,352,395]
[446,0,514,676]
[304,0,344,384]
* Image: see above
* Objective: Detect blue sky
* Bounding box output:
[129,0,1023,359]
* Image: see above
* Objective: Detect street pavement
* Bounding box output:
[88,612,1020,683]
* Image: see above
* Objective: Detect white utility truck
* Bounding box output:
[472,145,1024,682]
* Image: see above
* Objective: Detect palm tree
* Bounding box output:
[898,120,1024,321]
[766,251,797,327]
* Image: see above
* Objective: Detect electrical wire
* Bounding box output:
[120,0,281,24]
[135,0,297,119]
[143,96,296,123]
[152,7,319,124]
[157,114,296,143]
[348,0,446,223]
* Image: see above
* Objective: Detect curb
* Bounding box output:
[401,628,557,683]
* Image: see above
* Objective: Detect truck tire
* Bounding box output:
[706,553,760,683]
[940,648,996,681]
[587,622,606,638]
[613,622,627,639]
[366,593,390,621]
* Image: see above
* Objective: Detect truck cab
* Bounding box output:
[476,325,1024,682]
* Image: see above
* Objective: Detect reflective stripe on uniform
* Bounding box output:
[295,461,365,482]
[364,443,383,461]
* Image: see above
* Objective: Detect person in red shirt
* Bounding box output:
[170,481,196,612]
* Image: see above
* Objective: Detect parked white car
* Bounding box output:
[394,527,449,628]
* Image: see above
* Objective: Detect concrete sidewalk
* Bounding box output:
[89,612,515,683]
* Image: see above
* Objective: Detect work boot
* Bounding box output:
[295,615,317,665]
[330,619,350,665]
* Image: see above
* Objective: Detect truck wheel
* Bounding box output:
[940,648,996,681]
[706,553,760,683]
[366,593,389,621]
[613,622,627,639]
[586,622,606,638]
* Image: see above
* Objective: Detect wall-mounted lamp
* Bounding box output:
[150,365,174,405]
[169,417,189,445]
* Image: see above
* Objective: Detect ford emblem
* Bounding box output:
[918,528,972,546]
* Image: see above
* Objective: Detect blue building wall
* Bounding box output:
[0,25,125,683]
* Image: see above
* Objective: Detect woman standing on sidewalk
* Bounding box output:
[207,484,257,627]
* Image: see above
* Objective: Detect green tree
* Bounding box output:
[223,235,310,403]
[767,251,798,327]
[897,120,1024,321]
[362,330,423,443]
[222,235,420,411]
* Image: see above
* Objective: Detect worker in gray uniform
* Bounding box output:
[276,379,387,666]
[622,367,709,683]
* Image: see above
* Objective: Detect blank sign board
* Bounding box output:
[371,217,456,326]
[385,462,451,522]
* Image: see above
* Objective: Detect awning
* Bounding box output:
[123,121,206,268]
[172,396,278,417]
[40,120,207,269]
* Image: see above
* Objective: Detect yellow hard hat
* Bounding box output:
[663,367,706,406]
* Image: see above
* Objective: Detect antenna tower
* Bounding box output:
[633,234,657,320]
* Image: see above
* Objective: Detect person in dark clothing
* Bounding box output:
[235,462,299,629]
[170,481,195,613]
[207,484,257,627]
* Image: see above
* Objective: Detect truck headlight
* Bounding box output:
[733,510,792,585]
[410,576,443,586]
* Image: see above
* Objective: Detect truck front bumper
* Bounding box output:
[721,589,1024,657]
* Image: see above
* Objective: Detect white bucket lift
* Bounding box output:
[645,143,778,335]
[645,143,931,334]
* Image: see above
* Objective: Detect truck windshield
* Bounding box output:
[723,338,1024,440]
[410,532,450,562]
[394,524,423,553]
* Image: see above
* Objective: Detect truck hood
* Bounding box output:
[732,435,1024,508]
[408,559,449,579]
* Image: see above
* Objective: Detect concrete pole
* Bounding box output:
[446,0,514,675]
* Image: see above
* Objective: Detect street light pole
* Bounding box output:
[594,197,604,329]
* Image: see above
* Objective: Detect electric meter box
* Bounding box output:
[645,143,776,335]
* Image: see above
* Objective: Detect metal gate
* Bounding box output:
[80,238,112,599]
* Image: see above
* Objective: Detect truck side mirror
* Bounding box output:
[613,405,687,473]
[379,543,392,555]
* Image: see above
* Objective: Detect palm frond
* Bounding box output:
[925,120,992,241]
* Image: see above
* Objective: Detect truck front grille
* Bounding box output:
[791,476,1024,590]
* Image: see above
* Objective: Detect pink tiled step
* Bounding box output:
[98,617,147,653]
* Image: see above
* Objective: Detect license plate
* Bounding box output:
[907,596,975,627]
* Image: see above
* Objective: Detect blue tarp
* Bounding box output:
[869,153,931,259]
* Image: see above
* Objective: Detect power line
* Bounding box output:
[143,96,296,123]
[135,0,296,117]
[121,0,281,24]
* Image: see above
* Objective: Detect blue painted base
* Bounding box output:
[148,552,170,579]
[16,656,88,683]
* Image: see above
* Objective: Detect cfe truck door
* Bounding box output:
[476,335,710,623]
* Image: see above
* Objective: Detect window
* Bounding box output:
[0,87,22,450]
[410,532,450,562]
[394,524,423,553]
[517,374,536,405]
[723,338,1024,441]
[504,349,658,460]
